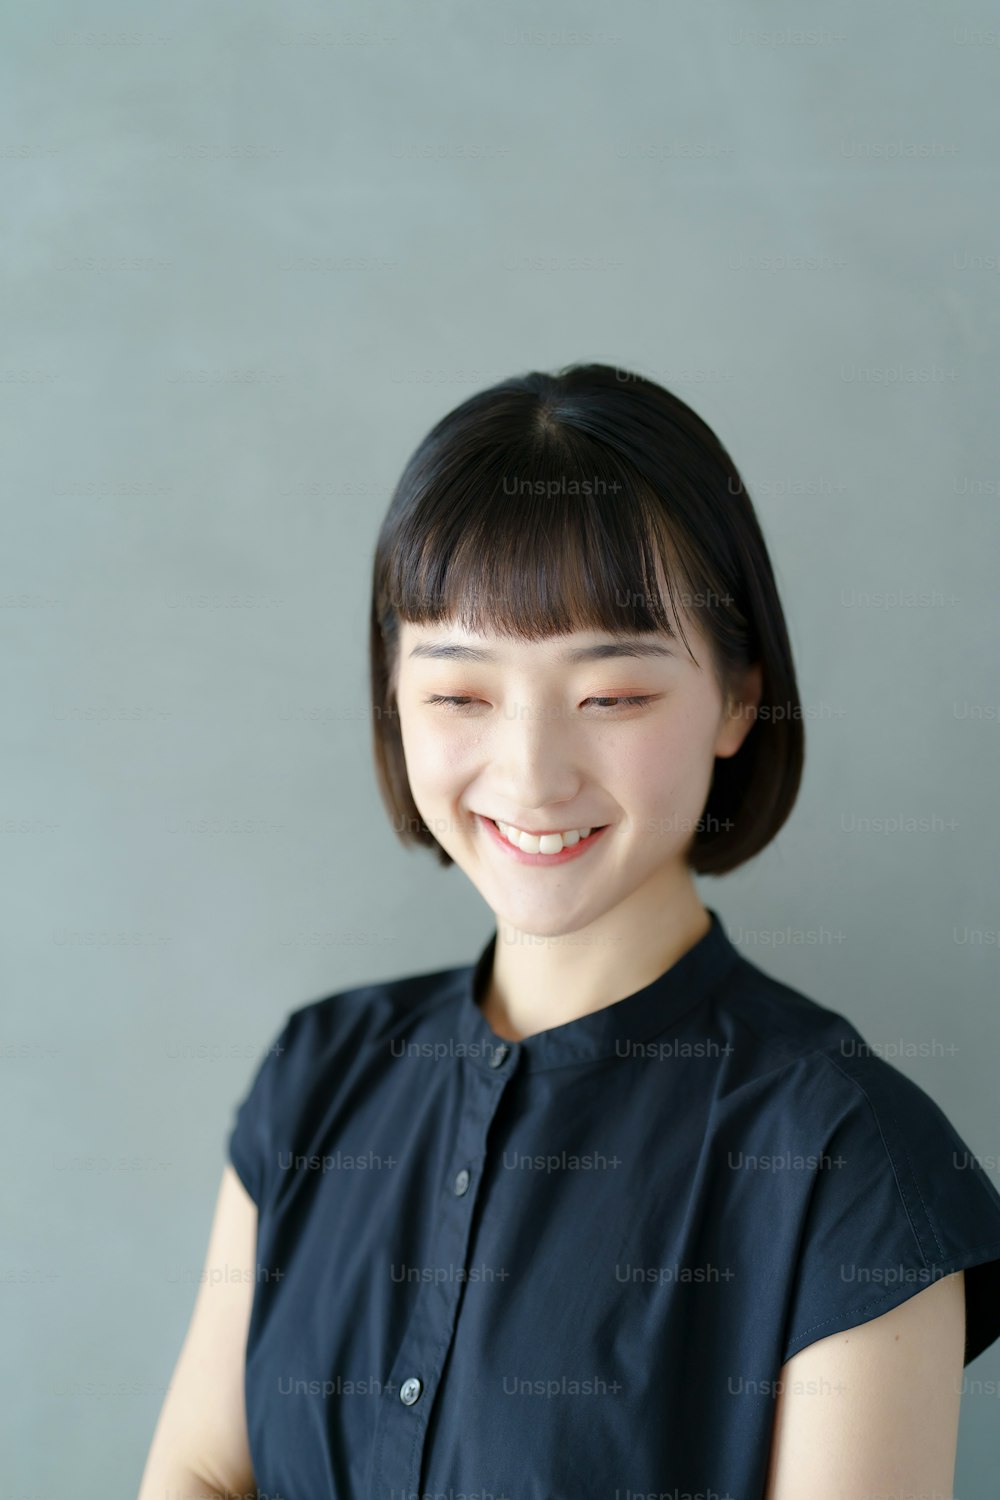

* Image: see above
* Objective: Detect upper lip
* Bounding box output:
[481,813,604,835]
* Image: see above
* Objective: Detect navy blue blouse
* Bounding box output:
[227,907,1000,1499]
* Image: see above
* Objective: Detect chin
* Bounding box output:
[492,899,602,939]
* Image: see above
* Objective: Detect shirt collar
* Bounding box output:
[455,906,741,1074]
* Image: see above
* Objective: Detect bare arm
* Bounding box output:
[136,1164,260,1500]
[763,1269,965,1499]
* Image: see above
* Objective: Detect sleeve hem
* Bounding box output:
[227,1134,258,1205]
[782,1239,1000,1367]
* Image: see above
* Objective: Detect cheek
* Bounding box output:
[616,718,705,787]
[399,717,473,796]
[609,712,720,827]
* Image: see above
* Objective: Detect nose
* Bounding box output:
[484,695,582,812]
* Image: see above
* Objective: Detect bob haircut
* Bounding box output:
[369,361,804,877]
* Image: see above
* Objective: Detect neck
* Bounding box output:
[478,869,711,1043]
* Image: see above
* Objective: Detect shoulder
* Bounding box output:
[711,948,1000,1367]
[716,947,1000,1238]
[226,951,469,1203]
[710,943,871,1068]
[716,942,971,1111]
[712,945,965,1127]
[279,950,469,1060]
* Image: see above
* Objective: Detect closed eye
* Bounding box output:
[422,694,659,713]
[423,695,481,710]
[584,695,657,710]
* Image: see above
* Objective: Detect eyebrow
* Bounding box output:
[407,636,677,665]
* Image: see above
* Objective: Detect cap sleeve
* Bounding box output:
[226,1010,296,1207]
[781,1050,1000,1368]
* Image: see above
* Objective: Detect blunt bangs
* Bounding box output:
[389,450,684,633]
[369,363,804,877]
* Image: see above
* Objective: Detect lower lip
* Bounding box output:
[476,813,609,866]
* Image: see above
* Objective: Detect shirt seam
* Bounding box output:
[780,1048,971,1359]
[819,1049,944,1264]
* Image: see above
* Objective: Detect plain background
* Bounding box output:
[3,0,999,1492]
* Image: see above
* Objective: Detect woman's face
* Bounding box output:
[393,616,760,937]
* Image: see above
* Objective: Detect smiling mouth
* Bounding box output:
[486,815,609,855]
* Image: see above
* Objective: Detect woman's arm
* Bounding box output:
[135,1164,259,1500]
[763,1270,965,1498]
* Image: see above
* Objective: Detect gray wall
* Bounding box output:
[3,0,998,1491]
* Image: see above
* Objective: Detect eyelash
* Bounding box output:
[422,694,658,713]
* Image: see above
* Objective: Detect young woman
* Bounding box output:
[138,363,1000,1500]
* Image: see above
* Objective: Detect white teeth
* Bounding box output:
[495,819,593,854]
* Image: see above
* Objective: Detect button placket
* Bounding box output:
[368,1045,518,1499]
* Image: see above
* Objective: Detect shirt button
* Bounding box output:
[453,1167,470,1196]
[488,1041,510,1068]
[399,1376,422,1405]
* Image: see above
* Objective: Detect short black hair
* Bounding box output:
[369,361,804,876]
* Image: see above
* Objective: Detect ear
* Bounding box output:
[714,661,763,759]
